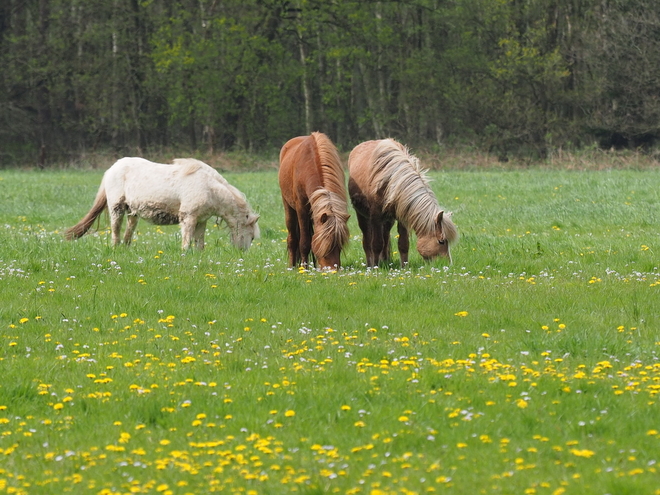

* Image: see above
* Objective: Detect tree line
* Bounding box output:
[1,0,659,166]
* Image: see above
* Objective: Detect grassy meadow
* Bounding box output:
[0,165,659,494]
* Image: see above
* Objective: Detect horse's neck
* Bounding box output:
[207,183,242,225]
[397,190,440,236]
[303,175,327,201]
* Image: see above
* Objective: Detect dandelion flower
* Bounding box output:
[570,448,595,458]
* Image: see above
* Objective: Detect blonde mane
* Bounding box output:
[312,132,347,198]
[371,139,458,242]
[308,132,350,257]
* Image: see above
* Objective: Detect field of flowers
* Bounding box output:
[0,167,659,494]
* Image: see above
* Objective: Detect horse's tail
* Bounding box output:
[65,184,108,240]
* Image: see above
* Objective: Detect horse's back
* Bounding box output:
[279,135,323,205]
[105,157,199,210]
[348,140,377,175]
[279,136,309,165]
[348,140,384,200]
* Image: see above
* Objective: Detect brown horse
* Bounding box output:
[348,139,458,267]
[279,132,350,269]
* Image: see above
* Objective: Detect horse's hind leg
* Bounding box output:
[368,217,387,268]
[123,215,139,245]
[109,204,125,246]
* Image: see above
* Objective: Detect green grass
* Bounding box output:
[0,168,659,494]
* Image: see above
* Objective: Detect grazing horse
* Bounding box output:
[65,157,260,250]
[348,139,458,267]
[278,132,350,269]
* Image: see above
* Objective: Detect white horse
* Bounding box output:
[66,157,260,250]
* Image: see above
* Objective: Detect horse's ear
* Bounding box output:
[320,213,329,224]
[436,211,444,229]
[249,213,260,225]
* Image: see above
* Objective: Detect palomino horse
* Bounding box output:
[278,132,350,269]
[66,157,260,250]
[348,139,458,267]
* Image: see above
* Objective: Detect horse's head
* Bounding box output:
[416,211,455,263]
[311,210,350,270]
[315,244,342,271]
[231,212,260,250]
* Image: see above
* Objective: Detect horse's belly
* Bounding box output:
[129,202,180,225]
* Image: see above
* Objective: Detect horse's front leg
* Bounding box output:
[123,215,139,245]
[369,219,385,268]
[283,202,300,266]
[397,222,410,266]
[193,221,206,250]
[355,209,374,267]
[298,212,313,267]
[180,214,196,250]
[380,218,395,264]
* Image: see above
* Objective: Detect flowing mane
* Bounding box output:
[309,132,350,259]
[370,139,458,242]
[313,132,347,198]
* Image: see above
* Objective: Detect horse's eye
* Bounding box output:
[438,240,446,245]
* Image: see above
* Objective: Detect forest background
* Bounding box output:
[1,0,660,168]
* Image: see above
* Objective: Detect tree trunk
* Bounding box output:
[37,0,50,167]
[298,30,312,135]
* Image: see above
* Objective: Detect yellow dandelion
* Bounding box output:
[570,448,595,458]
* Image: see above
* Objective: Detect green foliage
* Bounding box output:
[1,0,659,165]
